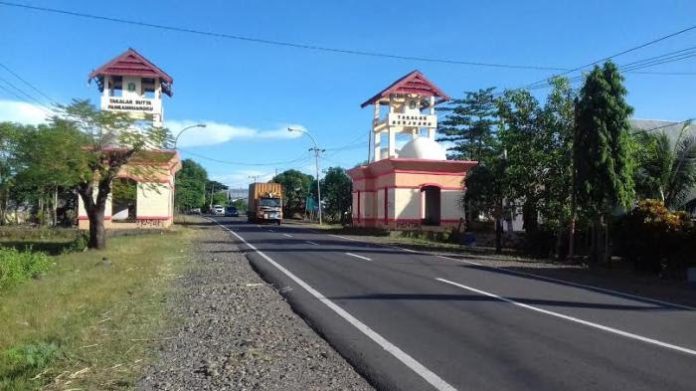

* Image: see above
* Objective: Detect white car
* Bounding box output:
[212,205,225,215]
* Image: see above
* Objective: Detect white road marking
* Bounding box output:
[437,255,481,266]
[345,252,372,261]
[210,219,456,391]
[436,277,696,357]
[306,241,320,246]
[435,257,694,311]
[330,234,360,241]
[394,246,419,253]
[283,233,293,238]
[267,229,275,232]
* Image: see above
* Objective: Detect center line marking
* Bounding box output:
[306,240,320,246]
[209,218,455,391]
[283,233,293,238]
[345,252,372,261]
[436,277,696,357]
[267,229,275,232]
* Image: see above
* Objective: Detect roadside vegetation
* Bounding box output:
[298,61,696,280]
[0,226,196,390]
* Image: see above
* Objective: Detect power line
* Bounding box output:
[523,46,696,92]
[180,148,312,167]
[520,23,696,90]
[0,77,54,115]
[0,1,582,72]
[0,61,56,104]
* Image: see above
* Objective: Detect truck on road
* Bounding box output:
[248,182,283,224]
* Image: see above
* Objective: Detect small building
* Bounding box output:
[348,71,477,230]
[77,48,181,229]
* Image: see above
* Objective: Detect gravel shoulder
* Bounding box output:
[138,221,373,390]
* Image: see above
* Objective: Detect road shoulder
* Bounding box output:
[138,220,373,390]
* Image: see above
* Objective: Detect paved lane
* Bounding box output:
[212,217,696,391]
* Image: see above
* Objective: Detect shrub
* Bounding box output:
[1,342,59,384]
[522,226,557,258]
[0,247,51,289]
[614,199,692,274]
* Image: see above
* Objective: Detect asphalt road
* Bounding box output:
[211,216,696,391]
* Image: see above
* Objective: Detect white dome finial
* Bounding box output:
[398,137,447,160]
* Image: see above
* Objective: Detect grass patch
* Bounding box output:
[0,248,52,290]
[0,227,197,390]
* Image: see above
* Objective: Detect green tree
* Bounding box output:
[574,61,635,262]
[320,167,352,223]
[175,159,208,212]
[204,180,228,210]
[0,122,22,225]
[633,123,696,209]
[438,87,499,161]
[15,123,89,226]
[49,99,172,249]
[272,169,314,216]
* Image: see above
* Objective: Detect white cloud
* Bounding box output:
[170,120,305,147]
[210,170,277,188]
[0,100,51,125]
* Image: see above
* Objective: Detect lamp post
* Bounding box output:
[288,127,324,225]
[173,123,206,149]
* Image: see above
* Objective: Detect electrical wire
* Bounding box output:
[0,1,604,72]
[0,61,56,104]
[519,22,696,90]
[179,148,313,167]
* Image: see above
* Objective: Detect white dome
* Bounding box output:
[398,137,447,160]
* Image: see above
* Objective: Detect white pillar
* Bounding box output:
[388,127,396,158]
[374,130,381,162]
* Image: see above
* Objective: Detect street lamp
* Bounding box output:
[288,127,324,225]
[173,123,206,149]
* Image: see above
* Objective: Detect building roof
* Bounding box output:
[89,48,173,96]
[360,70,449,108]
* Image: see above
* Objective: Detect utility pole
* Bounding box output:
[248,175,260,183]
[288,127,324,224]
[310,147,325,225]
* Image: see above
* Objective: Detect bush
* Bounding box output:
[614,200,692,275]
[522,226,558,258]
[3,342,58,371]
[0,247,51,289]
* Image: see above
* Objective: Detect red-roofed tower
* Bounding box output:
[89,48,173,127]
[361,70,449,161]
[348,71,476,231]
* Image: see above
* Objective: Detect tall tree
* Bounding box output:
[15,123,88,226]
[320,167,352,224]
[633,122,696,209]
[272,169,314,216]
[574,61,635,262]
[497,88,545,232]
[438,87,499,161]
[0,122,22,225]
[174,159,208,212]
[51,99,171,249]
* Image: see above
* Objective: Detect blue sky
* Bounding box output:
[2,1,696,187]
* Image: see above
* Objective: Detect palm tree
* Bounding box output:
[634,121,696,210]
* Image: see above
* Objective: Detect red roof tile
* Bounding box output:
[89,48,173,96]
[360,70,449,108]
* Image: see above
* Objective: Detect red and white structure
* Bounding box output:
[348,71,476,230]
[78,48,181,229]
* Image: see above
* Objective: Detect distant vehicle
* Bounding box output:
[248,183,282,224]
[225,206,239,217]
[188,208,202,215]
[212,205,225,216]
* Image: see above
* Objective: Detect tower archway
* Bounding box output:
[421,185,441,226]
